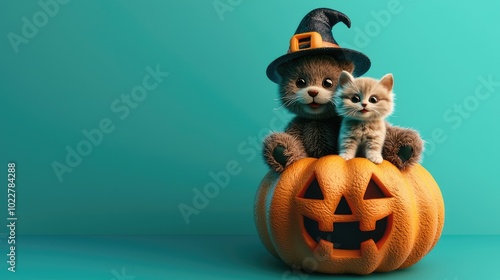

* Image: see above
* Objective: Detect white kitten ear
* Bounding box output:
[379,73,394,91]
[338,70,355,88]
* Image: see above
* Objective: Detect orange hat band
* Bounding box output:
[287,32,340,54]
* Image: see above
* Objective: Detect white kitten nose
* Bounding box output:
[362,103,367,107]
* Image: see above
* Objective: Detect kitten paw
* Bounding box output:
[367,154,383,164]
[339,153,354,161]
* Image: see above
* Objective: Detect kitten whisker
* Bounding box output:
[284,97,299,106]
[275,96,299,110]
[273,103,286,111]
[346,108,358,118]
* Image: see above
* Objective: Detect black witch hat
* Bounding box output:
[266,8,371,83]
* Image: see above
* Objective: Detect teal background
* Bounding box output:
[1,0,500,238]
[2,0,500,279]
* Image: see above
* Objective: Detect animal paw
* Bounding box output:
[383,125,424,170]
[367,153,383,164]
[272,145,288,168]
[263,132,307,172]
[339,153,354,161]
[397,145,413,163]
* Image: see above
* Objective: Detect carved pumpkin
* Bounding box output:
[254,156,444,274]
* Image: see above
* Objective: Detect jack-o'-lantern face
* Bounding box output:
[254,156,444,274]
[300,176,392,256]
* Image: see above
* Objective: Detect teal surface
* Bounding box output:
[0,235,497,279]
[1,0,500,237]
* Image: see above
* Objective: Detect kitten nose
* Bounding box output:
[308,90,319,97]
[362,103,367,107]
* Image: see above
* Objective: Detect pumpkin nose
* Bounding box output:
[308,90,319,97]
[334,196,352,215]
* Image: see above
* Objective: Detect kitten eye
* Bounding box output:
[350,95,361,103]
[322,78,333,88]
[369,96,378,103]
[296,78,307,88]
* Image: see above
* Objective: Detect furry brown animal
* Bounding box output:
[263,55,423,172]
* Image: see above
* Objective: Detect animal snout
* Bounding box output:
[362,103,367,107]
[307,90,319,97]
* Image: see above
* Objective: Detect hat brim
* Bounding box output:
[266,48,371,84]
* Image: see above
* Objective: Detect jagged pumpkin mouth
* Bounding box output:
[303,215,391,251]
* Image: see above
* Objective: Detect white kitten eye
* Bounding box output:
[350,95,361,103]
[296,78,307,88]
[369,96,378,103]
[322,78,333,88]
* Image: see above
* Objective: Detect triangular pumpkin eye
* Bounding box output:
[302,178,324,200]
[363,179,389,199]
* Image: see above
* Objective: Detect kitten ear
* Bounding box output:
[338,70,355,88]
[379,73,394,92]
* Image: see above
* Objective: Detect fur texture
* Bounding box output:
[335,71,394,164]
[263,55,423,172]
[264,56,352,172]
[383,125,424,170]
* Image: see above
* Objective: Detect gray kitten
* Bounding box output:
[334,71,394,164]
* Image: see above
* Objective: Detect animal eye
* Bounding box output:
[369,96,378,103]
[322,78,333,88]
[296,78,307,88]
[350,95,361,103]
